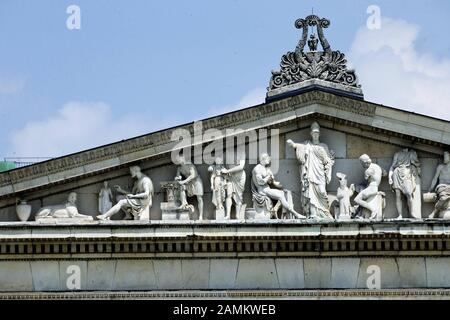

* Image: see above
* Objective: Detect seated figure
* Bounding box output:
[427,151,450,219]
[97,165,154,221]
[353,154,386,220]
[36,192,92,221]
[250,153,305,219]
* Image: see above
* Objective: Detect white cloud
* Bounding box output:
[207,87,266,116]
[9,101,151,157]
[0,76,26,95]
[7,89,267,158]
[349,17,450,120]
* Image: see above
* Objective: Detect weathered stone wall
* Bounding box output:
[0,257,448,292]
[0,221,449,293]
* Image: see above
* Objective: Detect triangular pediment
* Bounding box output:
[0,88,449,203]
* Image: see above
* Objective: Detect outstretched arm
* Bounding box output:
[223,159,245,174]
[115,185,130,195]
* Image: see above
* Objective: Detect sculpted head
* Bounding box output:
[336,172,347,188]
[444,151,450,164]
[359,154,372,169]
[310,121,321,143]
[67,192,77,204]
[103,181,108,188]
[214,157,223,165]
[129,165,142,178]
[175,155,186,166]
[259,153,271,166]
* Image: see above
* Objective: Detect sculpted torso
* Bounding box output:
[366,163,382,187]
[252,164,273,193]
[178,164,198,179]
[132,176,152,196]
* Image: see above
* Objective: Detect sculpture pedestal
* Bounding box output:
[36,216,94,224]
[160,181,193,220]
[161,210,190,220]
[245,208,270,220]
[337,214,352,221]
[215,207,227,220]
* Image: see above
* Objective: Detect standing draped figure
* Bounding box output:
[389,148,421,219]
[287,121,334,220]
[98,181,113,214]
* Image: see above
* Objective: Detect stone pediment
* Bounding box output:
[0,88,449,201]
[2,13,450,298]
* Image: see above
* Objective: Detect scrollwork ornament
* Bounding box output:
[269,15,361,92]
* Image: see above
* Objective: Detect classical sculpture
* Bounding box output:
[353,154,385,220]
[336,172,355,220]
[268,15,360,92]
[220,154,246,220]
[208,157,228,219]
[97,166,154,221]
[98,181,113,214]
[287,121,334,220]
[427,151,450,219]
[36,192,93,221]
[174,155,204,220]
[251,153,305,219]
[160,181,194,220]
[307,34,319,52]
[389,148,422,219]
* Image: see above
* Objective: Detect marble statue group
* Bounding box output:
[28,122,450,222]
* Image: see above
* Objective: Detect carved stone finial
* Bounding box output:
[307,34,319,52]
[267,15,363,101]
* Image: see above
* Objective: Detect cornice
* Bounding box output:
[0,221,449,260]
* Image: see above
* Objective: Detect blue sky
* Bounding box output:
[1,0,450,158]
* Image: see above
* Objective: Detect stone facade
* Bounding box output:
[2,13,450,299]
[0,111,444,221]
[0,221,450,297]
[0,87,448,297]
